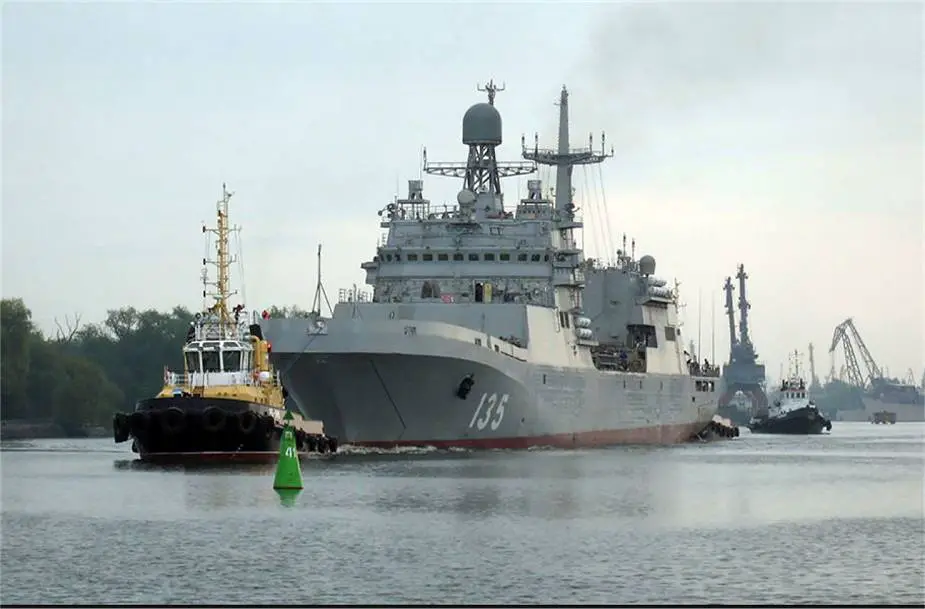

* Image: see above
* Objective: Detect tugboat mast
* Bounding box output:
[202,183,239,336]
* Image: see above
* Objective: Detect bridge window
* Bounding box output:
[202,350,221,373]
[423,253,433,261]
[395,254,401,261]
[408,254,419,261]
[468,253,479,261]
[665,326,677,342]
[517,253,528,261]
[484,253,495,261]
[531,254,541,262]
[185,352,201,373]
[438,253,449,261]
[386,254,393,261]
[500,253,510,261]
[453,253,464,261]
[222,350,242,372]
[544,254,550,261]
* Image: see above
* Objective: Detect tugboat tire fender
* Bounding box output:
[162,407,186,435]
[130,411,150,434]
[237,411,259,435]
[113,413,131,442]
[202,407,226,433]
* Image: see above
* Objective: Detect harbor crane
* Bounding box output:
[828,318,882,389]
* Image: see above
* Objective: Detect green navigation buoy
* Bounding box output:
[273,411,303,490]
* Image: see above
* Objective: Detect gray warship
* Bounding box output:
[716,264,768,425]
[261,82,720,448]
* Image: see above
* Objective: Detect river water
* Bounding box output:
[1,422,923,605]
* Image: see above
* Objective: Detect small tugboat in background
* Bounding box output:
[111,184,337,463]
[748,350,832,435]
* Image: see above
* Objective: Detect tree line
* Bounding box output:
[0,298,311,436]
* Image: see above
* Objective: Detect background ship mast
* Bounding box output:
[201,183,239,336]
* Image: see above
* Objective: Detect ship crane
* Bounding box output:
[723,276,737,358]
[808,342,820,389]
[736,264,753,350]
[828,318,883,389]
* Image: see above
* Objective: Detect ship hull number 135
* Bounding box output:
[468,392,508,431]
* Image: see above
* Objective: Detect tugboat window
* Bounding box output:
[484,253,495,261]
[531,254,541,262]
[222,349,242,372]
[453,253,464,261]
[438,253,449,261]
[201,350,221,373]
[185,352,201,372]
[423,253,433,261]
[518,253,528,261]
[468,253,479,261]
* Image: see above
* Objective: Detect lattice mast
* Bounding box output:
[423,79,534,215]
[202,183,239,336]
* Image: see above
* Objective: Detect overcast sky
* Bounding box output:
[3,1,922,382]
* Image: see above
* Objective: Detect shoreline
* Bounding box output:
[0,420,108,441]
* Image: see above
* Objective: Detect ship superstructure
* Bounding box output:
[261,83,719,448]
[717,264,768,424]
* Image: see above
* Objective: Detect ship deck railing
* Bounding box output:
[165,370,283,389]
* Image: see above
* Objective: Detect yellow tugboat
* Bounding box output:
[112,184,337,463]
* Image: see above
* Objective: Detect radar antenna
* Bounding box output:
[477,79,505,106]
[522,85,614,213]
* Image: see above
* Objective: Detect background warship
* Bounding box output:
[261,82,720,448]
[716,264,768,425]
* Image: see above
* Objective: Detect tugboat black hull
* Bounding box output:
[112,396,337,463]
[748,406,832,435]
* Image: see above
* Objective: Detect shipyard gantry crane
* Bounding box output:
[828,318,883,389]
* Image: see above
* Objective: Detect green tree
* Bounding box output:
[2,299,313,436]
[1,298,34,418]
[266,305,313,318]
[55,356,123,434]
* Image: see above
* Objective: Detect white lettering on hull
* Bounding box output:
[468,392,508,431]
